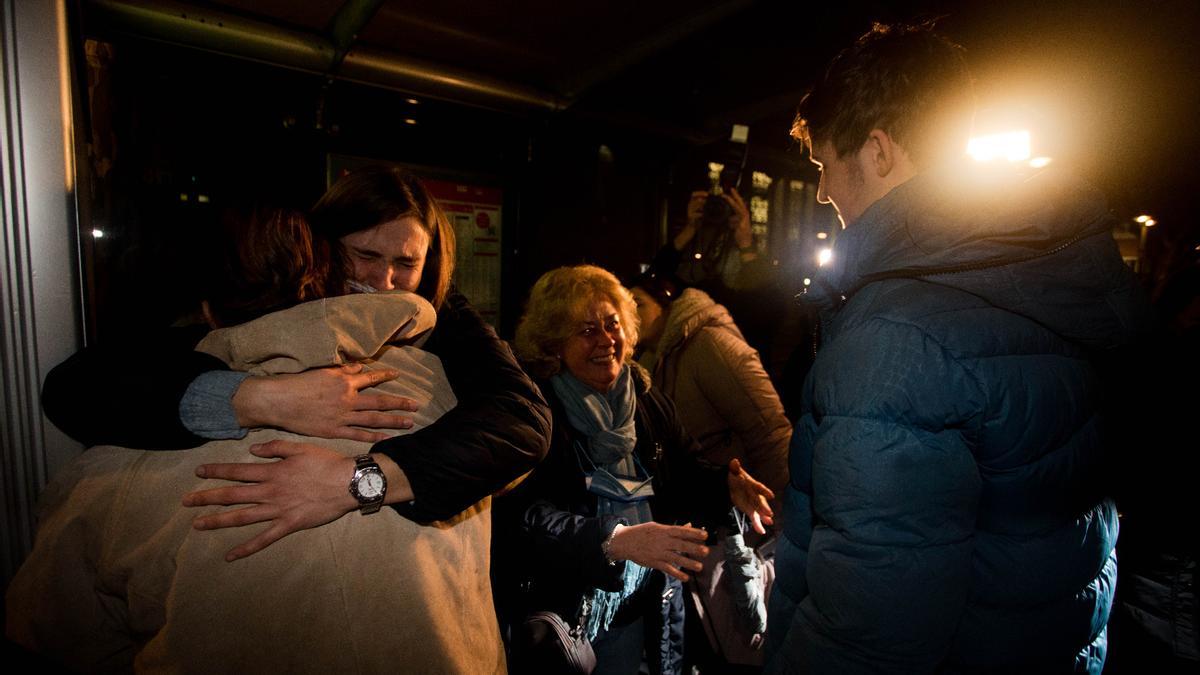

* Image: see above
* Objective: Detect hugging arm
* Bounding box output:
[372,291,552,522]
[42,329,418,450]
[182,292,550,559]
[41,326,220,450]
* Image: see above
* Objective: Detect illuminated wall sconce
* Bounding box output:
[816,232,828,240]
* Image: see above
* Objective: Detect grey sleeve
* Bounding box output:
[178,371,251,440]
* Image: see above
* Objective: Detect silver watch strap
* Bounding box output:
[350,454,386,515]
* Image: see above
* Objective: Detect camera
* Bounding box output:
[700,186,734,234]
[699,161,737,236]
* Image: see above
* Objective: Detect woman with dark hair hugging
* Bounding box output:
[11,205,510,672]
[42,166,550,561]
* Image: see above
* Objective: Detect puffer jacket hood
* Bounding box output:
[810,165,1151,350]
[655,288,742,363]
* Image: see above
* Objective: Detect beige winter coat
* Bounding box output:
[6,292,505,674]
[639,288,790,495]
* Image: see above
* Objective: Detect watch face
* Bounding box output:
[358,472,385,499]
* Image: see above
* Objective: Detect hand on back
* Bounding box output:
[233,364,418,442]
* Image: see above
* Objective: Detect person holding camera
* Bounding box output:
[671,187,762,285]
[651,184,794,404]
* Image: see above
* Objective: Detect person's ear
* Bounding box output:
[864,129,897,178]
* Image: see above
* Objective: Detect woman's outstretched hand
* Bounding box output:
[727,458,775,535]
[182,441,362,562]
[232,364,419,443]
[606,522,709,582]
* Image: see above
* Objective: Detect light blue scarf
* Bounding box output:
[549,365,636,467]
[550,365,653,640]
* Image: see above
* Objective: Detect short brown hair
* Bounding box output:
[204,206,330,327]
[793,22,975,167]
[515,265,640,380]
[310,165,456,310]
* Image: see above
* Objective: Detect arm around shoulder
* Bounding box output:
[41,326,223,450]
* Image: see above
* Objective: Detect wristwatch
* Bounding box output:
[348,454,387,515]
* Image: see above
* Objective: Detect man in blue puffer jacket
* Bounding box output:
[764,23,1152,674]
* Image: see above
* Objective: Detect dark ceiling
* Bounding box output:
[99,0,1200,243]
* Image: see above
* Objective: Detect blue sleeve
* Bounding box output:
[178,371,250,440]
[775,317,984,673]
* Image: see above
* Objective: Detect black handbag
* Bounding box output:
[511,601,596,674]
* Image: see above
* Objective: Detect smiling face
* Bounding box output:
[560,296,628,392]
[339,216,429,292]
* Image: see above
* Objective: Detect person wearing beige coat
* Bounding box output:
[631,282,791,667]
[633,285,791,497]
[6,292,506,674]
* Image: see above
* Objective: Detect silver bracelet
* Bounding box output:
[601,524,622,566]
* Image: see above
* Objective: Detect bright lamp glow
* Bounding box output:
[1144,219,1157,227]
[803,278,812,286]
[967,130,1031,162]
[1028,156,1052,169]
[818,248,832,266]
[91,229,104,238]
[1135,215,1152,223]
[816,232,828,240]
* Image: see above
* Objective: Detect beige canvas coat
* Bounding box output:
[638,287,790,496]
[638,288,790,666]
[7,292,505,674]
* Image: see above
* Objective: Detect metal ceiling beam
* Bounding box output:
[86,0,566,112]
[554,0,755,100]
[326,0,385,70]
[340,46,566,112]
